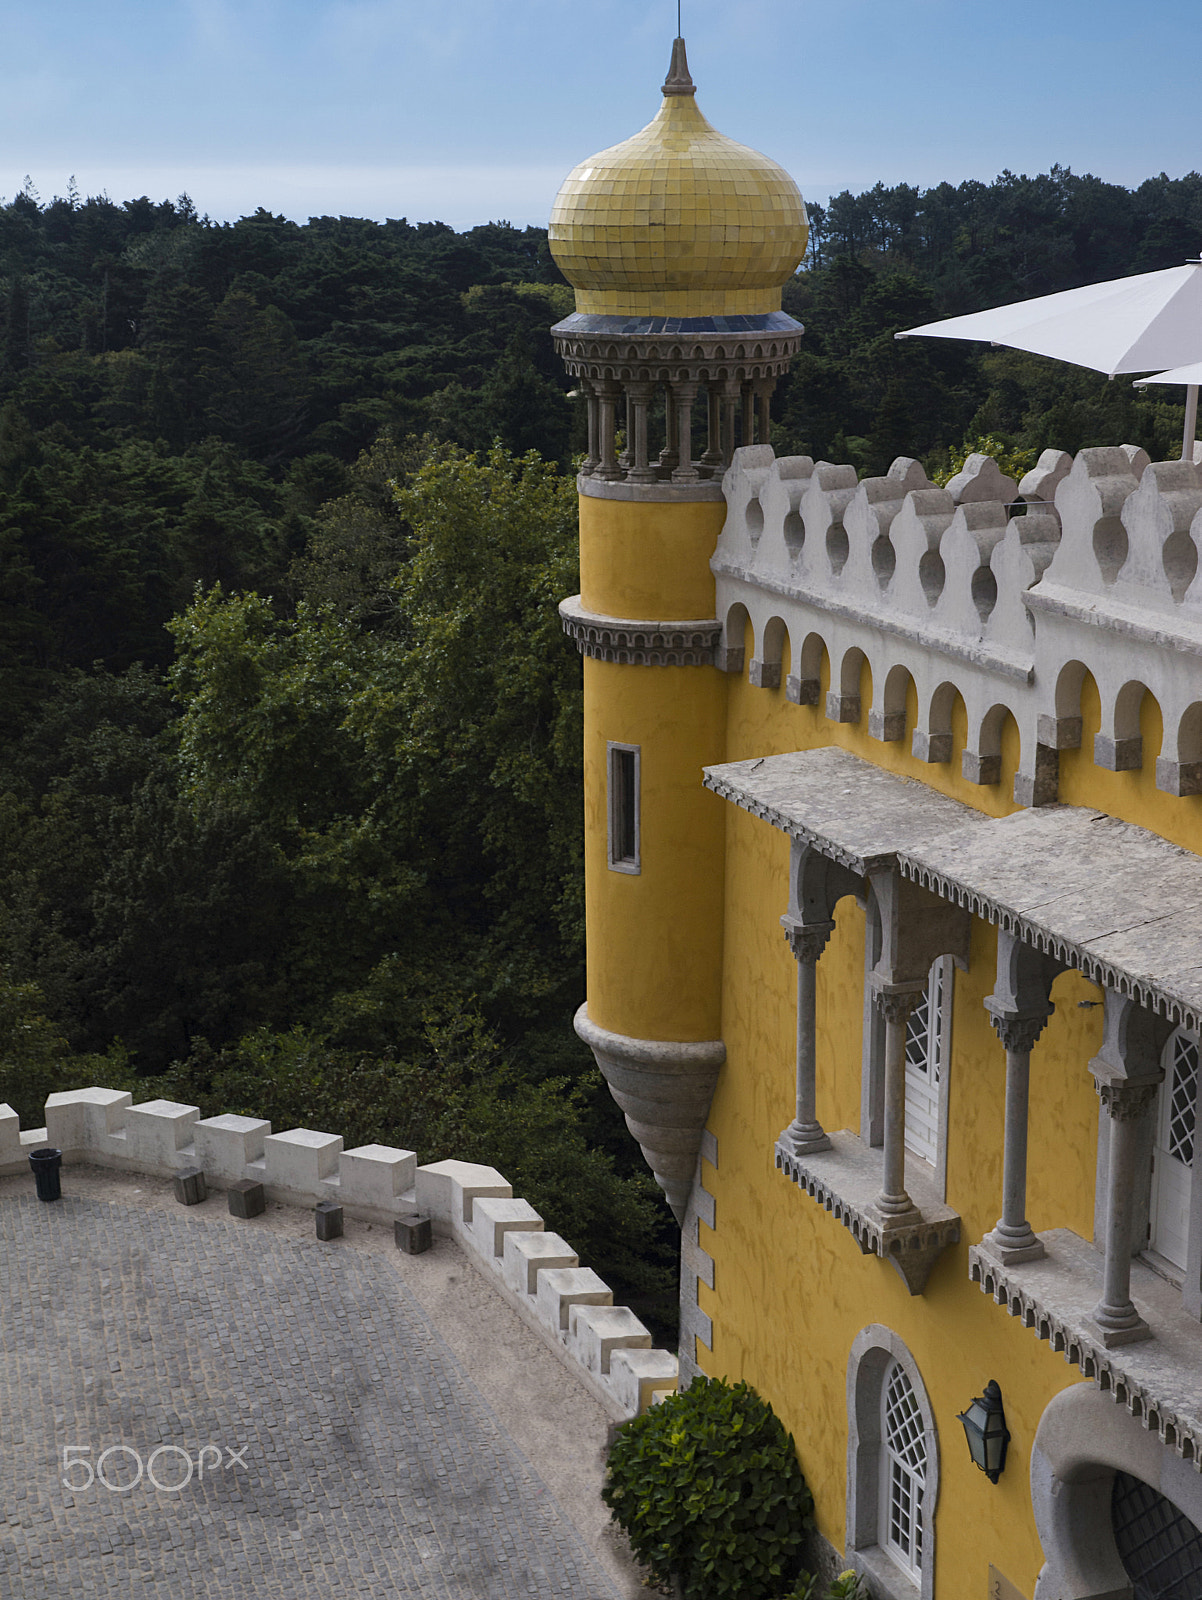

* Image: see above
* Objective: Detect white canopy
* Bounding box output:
[897,261,1202,458]
[1134,360,1202,387]
[896,262,1202,377]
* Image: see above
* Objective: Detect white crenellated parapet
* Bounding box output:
[714,442,1202,808]
[7,1093,676,1419]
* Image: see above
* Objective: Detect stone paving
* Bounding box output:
[0,1194,621,1599]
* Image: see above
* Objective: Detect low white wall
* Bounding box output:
[0,1089,678,1419]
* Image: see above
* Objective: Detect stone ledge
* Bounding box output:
[775,1130,960,1294]
[970,1229,1202,1468]
[559,594,721,667]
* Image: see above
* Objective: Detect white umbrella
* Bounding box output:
[1133,360,1202,460]
[896,261,1202,460]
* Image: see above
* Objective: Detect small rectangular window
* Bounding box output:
[607,742,640,874]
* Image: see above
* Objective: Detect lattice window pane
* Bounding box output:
[905,989,932,1076]
[1113,1469,1202,1599]
[889,1459,914,1557]
[884,1362,927,1480]
[1167,1034,1198,1168]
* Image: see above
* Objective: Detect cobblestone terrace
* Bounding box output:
[0,1168,637,1599]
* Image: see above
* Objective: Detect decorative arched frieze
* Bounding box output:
[749,614,788,689]
[870,664,914,744]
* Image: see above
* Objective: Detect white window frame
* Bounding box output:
[903,956,953,1195]
[1145,1028,1200,1283]
[606,742,641,875]
[879,1360,927,1584]
[846,1326,939,1600]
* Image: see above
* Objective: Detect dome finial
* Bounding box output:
[662,35,695,96]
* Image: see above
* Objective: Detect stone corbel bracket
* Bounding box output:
[776,1132,961,1295]
[559,595,721,667]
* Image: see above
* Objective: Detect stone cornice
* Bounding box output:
[712,558,1035,683]
[579,476,726,504]
[559,595,721,667]
[775,1130,960,1294]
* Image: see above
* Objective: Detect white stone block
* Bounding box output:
[535,1267,612,1333]
[470,1197,542,1260]
[124,1100,201,1170]
[568,1304,651,1376]
[0,1103,20,1162]
[609,1348,679,1416]
[44,1087,132,1153]
[193,1114,271,1182]
[415,1158,510,1226]
[332,1144,417,1209]
[264,1128,343,1194]
[502,1230,578,1297]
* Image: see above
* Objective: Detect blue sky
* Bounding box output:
[2,0,1200,229]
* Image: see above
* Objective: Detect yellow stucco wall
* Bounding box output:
[691,620,1139,1598]
[578,494,727,622]
[583,653,726,1042]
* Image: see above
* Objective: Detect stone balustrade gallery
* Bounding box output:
[0,1088,677,1421]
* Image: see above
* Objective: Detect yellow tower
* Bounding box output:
[551,38,809,1220]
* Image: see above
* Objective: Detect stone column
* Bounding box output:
[621,390,640,470]
[874,984,925,1223]
[982,1006,1052,1263]
[626,382,658,484]
[659,385,679,476]
[756,379,775,445]
[779,917,835,1156]
[1089,1077,1159,1346]
[701,386,723,475]
[671,382,699,483]
[582,379,600,476]
[722,380,741,466]
[741,384,754,449]
[595,381,622,482]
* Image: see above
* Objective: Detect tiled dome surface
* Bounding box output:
[549,68,808,319]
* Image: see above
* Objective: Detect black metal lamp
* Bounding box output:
[957,1380,1010,1483]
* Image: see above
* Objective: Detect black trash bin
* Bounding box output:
[29,1146,62,1203]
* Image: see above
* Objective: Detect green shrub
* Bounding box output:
[602,1376,814,1600]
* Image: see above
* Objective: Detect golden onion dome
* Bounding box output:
[549,39,808,321]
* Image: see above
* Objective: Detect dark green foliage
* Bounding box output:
[603,1377,814,1600]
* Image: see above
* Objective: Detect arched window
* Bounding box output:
[881,1360,927,1581]
[847,1326,938,1600]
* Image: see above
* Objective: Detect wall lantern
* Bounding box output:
[957,1380,1011,1483]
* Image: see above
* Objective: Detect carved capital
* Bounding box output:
[781,917,835,965]
[987,1005,1052,1055]
[873,984,925,1025]
[1094,1077,1160,1122]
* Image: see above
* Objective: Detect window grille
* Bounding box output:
[881,1359,926,1580]
[1112,1468,1202,1599]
